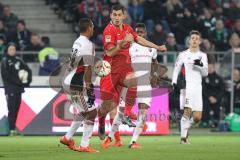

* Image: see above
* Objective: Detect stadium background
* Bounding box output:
[0,0,239,159]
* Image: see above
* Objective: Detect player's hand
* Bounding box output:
[157,45,167,52]
[193,59,203,67]
[209,96,217,104]
[124,32,134,43]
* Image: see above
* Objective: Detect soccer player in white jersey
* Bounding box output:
[128,23,158,149]
[59,18,98,152]
[172,30,208,144]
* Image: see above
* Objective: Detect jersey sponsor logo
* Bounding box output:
[72,48,78,54]
[105,35,111,42]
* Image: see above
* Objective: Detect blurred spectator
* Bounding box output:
[209,19,229,51]
[8,20,31,51]
[202,63,225,127]
[0,43,32,134]
[128,0,144,25]
[165,32,182,63]
[198,8,216,38]
[149,22,167,45]
[0,35,6,60]
[228,32,240,49]
[1,5,19,32]
[38,36,60,76]
[0,20,7,38]
[77,0,102,20]
[185,0,206,18]
[164,0,184,36]
[231,19,240,37]
[25,33,43,51]
[144,0,164,22]
[201,39,215,52]
[107,0,120,8]
[233,68,240,114]
[93,5,110,45]
[177,8,198,43]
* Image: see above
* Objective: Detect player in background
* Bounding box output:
[172,30,208,144]
[99,4,166,149]
[128,23,158,149]
[59,18,98,153]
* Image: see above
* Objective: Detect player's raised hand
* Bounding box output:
[157,45,167,52]
[124,31,134,43]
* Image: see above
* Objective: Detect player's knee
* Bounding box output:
[193,116,202,123]
[98,100,116,117]
[124,74,137,88]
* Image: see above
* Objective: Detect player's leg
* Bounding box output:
[129,103,148,149]
[192,111,202,124]
[180,107,192,144]
[109,107,123,147]
[76,109,99,153]
[124,87,137,120]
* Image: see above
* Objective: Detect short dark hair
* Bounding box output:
[110,4,125,13]
[17,19,25,26]
[135,23,146,30]
[79,18,93,33]
[42,36,50,46]
[189,30,201,37]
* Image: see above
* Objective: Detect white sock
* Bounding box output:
[130,111,146,143]
[180,116,190,138]
[65,121,81,139]
[108,107,124,139]
[80,122,94,147]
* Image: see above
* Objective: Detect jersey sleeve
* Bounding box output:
[172,53,183,84]
[102,28,116,50]
[152,48,158,59]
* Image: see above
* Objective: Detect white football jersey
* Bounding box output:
[71,35,95,67]
[129,42,157,84]
[172,49,208,87]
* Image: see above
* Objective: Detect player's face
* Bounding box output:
[135,27,146,38]
[110,10,125,27]
[189,34,201,49]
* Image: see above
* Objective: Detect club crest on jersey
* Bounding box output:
[105,35,111,42]
[148,48,152,52]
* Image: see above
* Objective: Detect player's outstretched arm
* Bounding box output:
[172,54,183,85]
[136,36,167,52]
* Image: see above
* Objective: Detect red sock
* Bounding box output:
[124,87,137,116]
[98,116,106,127]
[114,131,121,141]
[110,118,113,125]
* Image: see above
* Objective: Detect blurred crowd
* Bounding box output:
[45,0,240,51]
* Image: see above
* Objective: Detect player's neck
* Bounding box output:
[189,47,199,53]
[80,33,89,39]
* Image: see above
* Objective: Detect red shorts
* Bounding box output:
[100,68,133,104]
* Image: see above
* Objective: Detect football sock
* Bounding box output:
[108,107,124,139]
[130,111,146,143]
[181,116,190,138]
[65,121,81,139]
[80,122,94,147]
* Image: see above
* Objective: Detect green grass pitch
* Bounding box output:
[0,134,239,160]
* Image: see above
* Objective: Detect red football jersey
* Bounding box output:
[102,22,138,73]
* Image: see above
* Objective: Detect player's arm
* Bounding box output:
[193,54,208,77]
[172,53,183,85]
[105,33,134,57]
[136,36,167,53]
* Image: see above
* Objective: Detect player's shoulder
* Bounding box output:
[103,23,114,33]
[178,49,189,56]
[123,23,133,29]
[199,50,207,57]
[73,36,92,48]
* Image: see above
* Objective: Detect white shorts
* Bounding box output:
[184,86,203,111]
[137,85,152,107]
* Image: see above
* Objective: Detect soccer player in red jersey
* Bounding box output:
[98,4,167,149]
